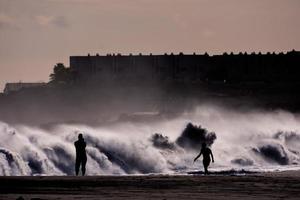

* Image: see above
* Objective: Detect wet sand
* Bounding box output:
[1,171,300,200]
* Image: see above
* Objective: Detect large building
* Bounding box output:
[70,51,300,85]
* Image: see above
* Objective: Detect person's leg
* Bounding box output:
[203,160,210,175]
[204,164,208,174]
[75,158,80,176]
[81,157,87,176]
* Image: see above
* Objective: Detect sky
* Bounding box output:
[0,0,300,91]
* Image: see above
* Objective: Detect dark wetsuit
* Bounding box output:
[201,147,212,173]
[74,139,87,176]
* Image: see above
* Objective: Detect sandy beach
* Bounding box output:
[1,171,300,200]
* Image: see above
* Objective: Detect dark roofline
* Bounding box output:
[70,50,300,58]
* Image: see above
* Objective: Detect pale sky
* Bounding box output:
[0,0,300,91]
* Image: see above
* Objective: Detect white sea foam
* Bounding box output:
[1,105,300,175]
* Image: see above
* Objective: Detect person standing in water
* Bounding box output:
[74,133,87,176]
[194,142,214,175]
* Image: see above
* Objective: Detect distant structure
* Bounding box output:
[70,50,300,85]
[4,82,46,94]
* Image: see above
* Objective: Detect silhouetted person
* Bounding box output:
[194,142,214,175]
[74,133,87,176]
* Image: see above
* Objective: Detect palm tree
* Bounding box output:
[49,63,73,84]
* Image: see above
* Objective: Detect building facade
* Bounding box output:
[4,82,46,94]
[69,50,300,85]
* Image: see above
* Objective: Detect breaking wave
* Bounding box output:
[1,105,300,175]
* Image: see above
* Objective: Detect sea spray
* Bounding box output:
[1,105,300,175]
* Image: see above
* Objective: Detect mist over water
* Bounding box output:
[1,105,300,176]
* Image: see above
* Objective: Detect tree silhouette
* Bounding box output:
[50,63,74,84]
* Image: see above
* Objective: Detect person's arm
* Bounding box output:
[210,150,214,163]
[194,151,202,162]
